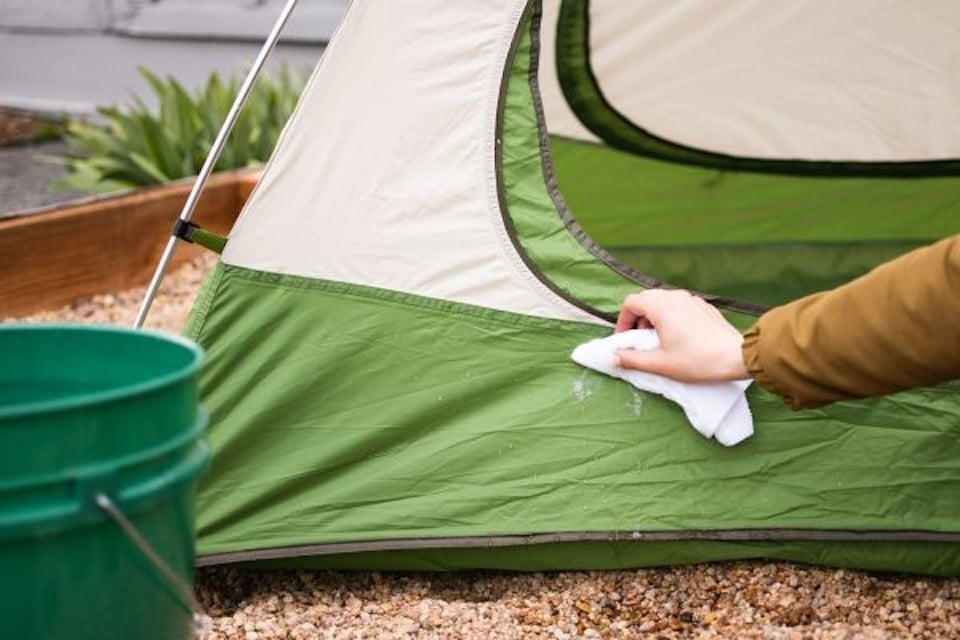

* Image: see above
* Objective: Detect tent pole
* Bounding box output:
[133,0,303,329]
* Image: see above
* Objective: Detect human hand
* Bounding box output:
[614,289,748,383]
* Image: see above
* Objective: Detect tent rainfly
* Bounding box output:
[183,0,960,575]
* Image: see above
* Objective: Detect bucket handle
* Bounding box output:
[96,493,213,639]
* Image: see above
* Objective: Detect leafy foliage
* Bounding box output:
[55,66,308,193]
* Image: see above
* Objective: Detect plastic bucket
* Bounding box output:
[0,325,209,639]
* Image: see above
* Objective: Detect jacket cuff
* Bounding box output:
[741,324,802,410]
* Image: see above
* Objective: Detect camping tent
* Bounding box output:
[184,0,960,575]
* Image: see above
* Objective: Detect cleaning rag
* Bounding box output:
[570,329,753,446]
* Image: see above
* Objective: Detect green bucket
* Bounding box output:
[0,325,209,639]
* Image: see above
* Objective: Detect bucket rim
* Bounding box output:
[0,324,203,421]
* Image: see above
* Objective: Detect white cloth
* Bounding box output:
[570,330,754,446]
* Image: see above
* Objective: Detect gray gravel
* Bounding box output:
[7,255,960,639]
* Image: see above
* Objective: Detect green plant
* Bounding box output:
[55,66,308,194]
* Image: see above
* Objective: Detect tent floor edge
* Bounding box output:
[196,537,960,577]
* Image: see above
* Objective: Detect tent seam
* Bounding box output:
[218,263,608,334]
[183,259,226,341]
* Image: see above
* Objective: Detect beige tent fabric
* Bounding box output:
[223,1,605,325]
[570,0,960,161]
[222,0,958,326]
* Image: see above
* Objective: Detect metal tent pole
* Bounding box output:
[133,0,302,329]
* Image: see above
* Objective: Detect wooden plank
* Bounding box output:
[0,170,260,317]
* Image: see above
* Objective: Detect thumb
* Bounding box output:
[614,348,673,377]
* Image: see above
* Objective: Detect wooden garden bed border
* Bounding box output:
[0,170,260,317]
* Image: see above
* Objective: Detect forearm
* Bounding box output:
[741,235,960,409]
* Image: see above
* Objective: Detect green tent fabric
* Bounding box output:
[184,0,960,575]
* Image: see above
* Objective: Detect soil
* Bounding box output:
[0,107,63,146]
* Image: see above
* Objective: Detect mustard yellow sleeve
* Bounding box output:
[741,234,960,410]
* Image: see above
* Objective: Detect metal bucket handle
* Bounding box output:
[96,493,212,639]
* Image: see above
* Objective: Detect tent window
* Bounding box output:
[536,1,960,307]
[554,0,960,178]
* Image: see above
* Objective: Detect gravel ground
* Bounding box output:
[6,256,960,639]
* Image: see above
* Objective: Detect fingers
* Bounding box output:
[616,290,666,332]
[615,292,647,332]
[615,289,694,332]
[612,288,745,383]
[614,347,672,377]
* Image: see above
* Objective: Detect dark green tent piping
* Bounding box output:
[197,528,960,567]
[494,0,612,322]
[555,0,960,178]
[527,2,768,316]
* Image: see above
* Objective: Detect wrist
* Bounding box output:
[723,333,749,380]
